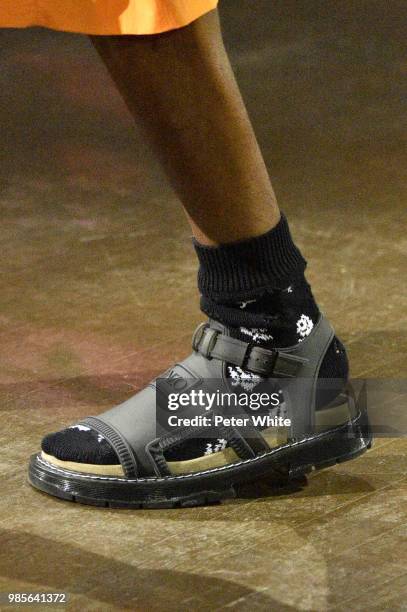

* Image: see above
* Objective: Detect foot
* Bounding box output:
[29,315,372,508]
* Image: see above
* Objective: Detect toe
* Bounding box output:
[41,424,119,464]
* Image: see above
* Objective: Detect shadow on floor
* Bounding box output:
[0,529,294,611]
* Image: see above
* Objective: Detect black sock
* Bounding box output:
[193,212,348,399]
[42,214,348,465]
[166,214,349,462]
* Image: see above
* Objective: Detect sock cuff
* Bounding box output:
[193,213,306,300]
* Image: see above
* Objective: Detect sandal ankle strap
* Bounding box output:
[192,322,307,378]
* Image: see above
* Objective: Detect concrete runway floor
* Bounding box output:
[1,1,406,610]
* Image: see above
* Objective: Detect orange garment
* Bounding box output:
[0,0,219,35]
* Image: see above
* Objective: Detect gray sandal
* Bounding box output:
[29,314,372,508]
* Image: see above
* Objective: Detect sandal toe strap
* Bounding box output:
[78,416,139,478]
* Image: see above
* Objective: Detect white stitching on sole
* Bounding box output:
[34,415,357,484]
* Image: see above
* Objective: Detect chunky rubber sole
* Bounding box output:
[28,404,372,509]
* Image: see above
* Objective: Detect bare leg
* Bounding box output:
[90,9,279,246]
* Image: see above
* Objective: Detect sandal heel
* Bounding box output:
[287,383,372,479]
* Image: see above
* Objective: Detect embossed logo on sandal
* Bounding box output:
[157,364,203,397]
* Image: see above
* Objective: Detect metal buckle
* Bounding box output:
[246,346,279,376]
[192,322,208,352]
[200,328,219,359]
[192,323,219,359]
